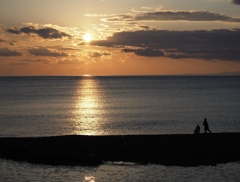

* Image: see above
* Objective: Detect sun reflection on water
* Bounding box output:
[73,77,103,135]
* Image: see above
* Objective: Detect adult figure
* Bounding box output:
[203,118,211,133]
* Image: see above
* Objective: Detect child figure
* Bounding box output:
[194,125,200,134]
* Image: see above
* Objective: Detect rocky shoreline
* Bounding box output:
[0,133,240,166]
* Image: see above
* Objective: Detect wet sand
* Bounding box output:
[0,133,240,166]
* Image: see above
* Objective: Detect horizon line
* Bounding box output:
[0,73,240,77]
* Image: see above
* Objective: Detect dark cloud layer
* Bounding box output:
[28,47,68,57]
[0,48,22,56]
[105,10,240,22]
[122,48,164,57]
[91,29,240,61]
[232,0,240,5]
[5,26,71,39]
[92,29,240,49]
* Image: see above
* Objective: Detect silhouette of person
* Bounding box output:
[203,118,211,133]
[194,125,200,134]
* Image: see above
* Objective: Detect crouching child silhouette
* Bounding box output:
[194,125,200,134]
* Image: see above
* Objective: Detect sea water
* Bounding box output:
[0,76,240,181]
[0,76,240,136]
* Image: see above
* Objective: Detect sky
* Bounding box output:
[1,0,240,76]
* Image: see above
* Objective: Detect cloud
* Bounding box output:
[122,48,164,57]
[168,49,240,61]
[103,10,240,22]
[57,59,84,64]
[91,29,240,49]
[0,39,6,43]
[22,59,50,64]
[5,26,71,39]
[0,39,17,46]
[232,0,240,5]
[90,29,240,61]
[89,52,103,58]
[28,47,68,57]
[48,45,82,51]
[10,59,50,65]
[88,51,111,58]
[0,48,22,56]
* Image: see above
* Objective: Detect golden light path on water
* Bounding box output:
[73,77,104,135]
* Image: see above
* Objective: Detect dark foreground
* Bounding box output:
[0,133,240,166]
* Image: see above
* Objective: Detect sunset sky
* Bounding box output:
[1,0,240,76]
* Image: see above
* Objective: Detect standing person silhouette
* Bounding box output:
[203,118,211,133]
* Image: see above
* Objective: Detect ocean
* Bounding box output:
[0,76,240,181]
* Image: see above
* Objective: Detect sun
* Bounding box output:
[83,74,92,77]
[83,33,92,42]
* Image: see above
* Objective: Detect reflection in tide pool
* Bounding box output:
[1,159,240,181]
[85,175,96,182]
[73,77,104,135]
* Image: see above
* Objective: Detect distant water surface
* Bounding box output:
[0,76,240,137]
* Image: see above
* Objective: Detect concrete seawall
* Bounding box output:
[0,133,240,166]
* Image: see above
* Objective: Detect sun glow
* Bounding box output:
[73,78,104,135]
[83,33,92,42]
[83,74,92,77]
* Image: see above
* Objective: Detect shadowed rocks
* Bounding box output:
[0,133,240,166]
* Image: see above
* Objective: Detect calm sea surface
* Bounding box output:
[0,76,240,181]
